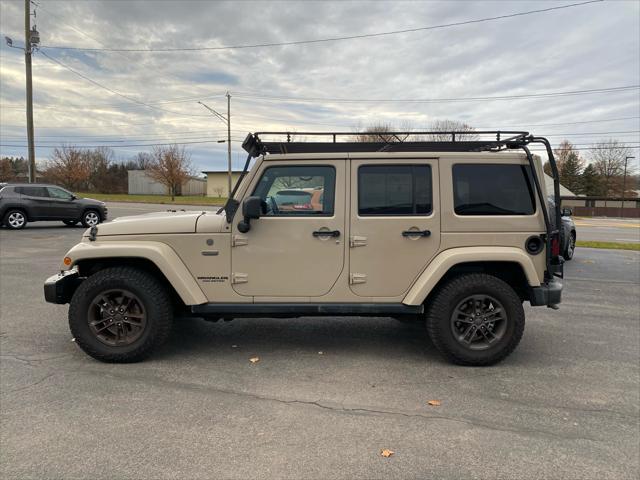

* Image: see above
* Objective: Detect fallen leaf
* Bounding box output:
[427,400,441,406]
[249,357,260,364]
[380,449,394,458]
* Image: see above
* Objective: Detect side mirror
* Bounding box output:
[71,195,77,200]
[237,196,263,233]
[561,207,572,217]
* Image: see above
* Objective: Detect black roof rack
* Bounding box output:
[242,130,532,157]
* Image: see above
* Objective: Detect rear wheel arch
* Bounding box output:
[420,261,532,306]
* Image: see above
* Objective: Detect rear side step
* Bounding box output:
[190,303,424,318]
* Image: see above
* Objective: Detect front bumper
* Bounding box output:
[529,279,563,308]
[44,269,83,304]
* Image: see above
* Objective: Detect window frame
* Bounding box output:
[357,163,433,217]
[250,164,336,217]
[452,163,537,217]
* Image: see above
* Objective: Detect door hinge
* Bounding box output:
[232,235,248,247]
[349,235,367,248]
[349,273,367,285]
[231,273,248,284]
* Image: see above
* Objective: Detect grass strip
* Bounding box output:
[76,193,225,206]
[576,240,640,251]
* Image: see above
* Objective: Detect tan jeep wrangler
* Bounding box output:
[44,131,564,366]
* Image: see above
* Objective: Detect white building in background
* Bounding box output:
[203,170,243,197]
[127,170,206,196]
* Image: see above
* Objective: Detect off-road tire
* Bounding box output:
[3,209,27,229]
[426,273,525,366]
[69,267,173,363]
[81,209,101,228]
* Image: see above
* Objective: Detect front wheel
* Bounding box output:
[426,274,525,366]
[69,267,173,362]
[81,210,101,228]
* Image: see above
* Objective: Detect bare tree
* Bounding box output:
[589,139,632,201]
[45,145,90,190]
[354,122,399,142]
[423,119,478,141]
[213,186,225,198]
[146,145,193,200]
[132,152,153,170]
[0,158,16,182]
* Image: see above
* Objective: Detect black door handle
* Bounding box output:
[313,230,341,238]
[402,229,431,238]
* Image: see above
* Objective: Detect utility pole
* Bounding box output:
[621,156,635,218]
[24,0,36,183]
[198,99,233,197]
[226,92,232,196]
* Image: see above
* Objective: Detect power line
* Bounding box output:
[232,85,640,104]
[38,0,603,52]
[3,130,638,143]
[38,50,212,117]
[477,116,640,129]
[2,114,638,132]
[0,140,235,148]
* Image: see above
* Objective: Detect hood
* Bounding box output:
[88,210,207,236]
[78,197,106,206]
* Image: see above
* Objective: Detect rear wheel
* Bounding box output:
[81,210,101,228]
[69,267,173,362]
[426,273,525,366]
[3,209,27,229]
[564,231,576,261]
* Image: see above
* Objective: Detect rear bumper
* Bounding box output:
[44,269,83,304]
[529,279,563,307]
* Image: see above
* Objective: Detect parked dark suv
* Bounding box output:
[0,184,107,229]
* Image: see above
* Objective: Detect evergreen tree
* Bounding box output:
[549,140,584,194]
[581,163,603,196]
[560,151,584,194]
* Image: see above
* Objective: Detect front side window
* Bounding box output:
[358,165,432,216]
[47,187,73,200]
[252,165,335,216]
[453,164,536,216]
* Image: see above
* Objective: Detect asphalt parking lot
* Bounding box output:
[1,205,639,479]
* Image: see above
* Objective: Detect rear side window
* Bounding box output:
[453,164,536,215]
[358,165,432,216]
[17,186,49,197]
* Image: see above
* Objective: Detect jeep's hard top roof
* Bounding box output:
[260,150,533,162]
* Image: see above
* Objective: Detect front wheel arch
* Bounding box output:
[76,257,186,310]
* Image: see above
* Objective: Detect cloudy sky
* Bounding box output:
[0,0,639,172]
